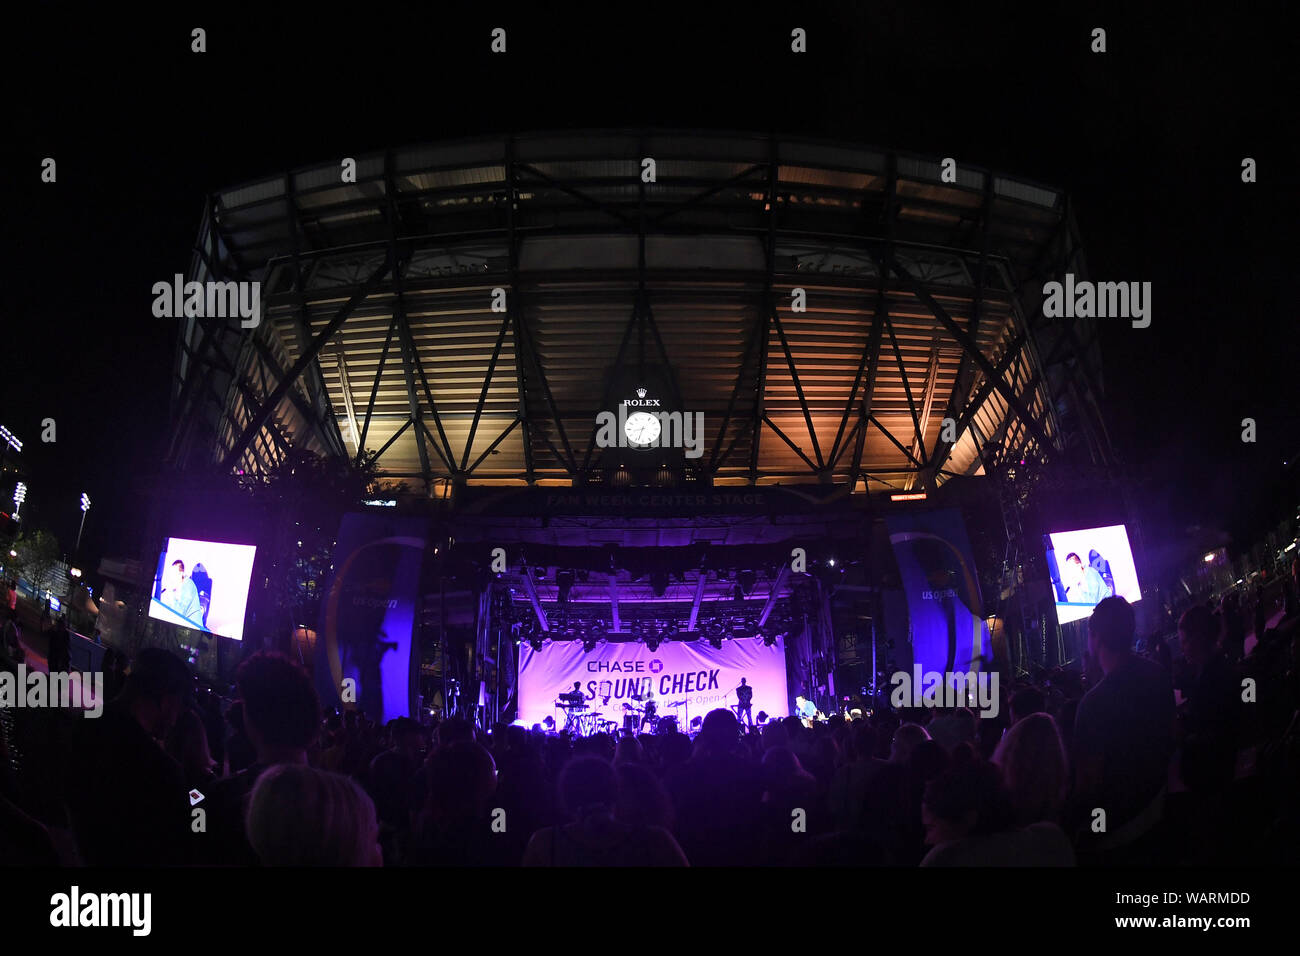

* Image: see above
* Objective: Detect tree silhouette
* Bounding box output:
[12,528,62,596]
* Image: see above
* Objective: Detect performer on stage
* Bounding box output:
[735,677,754,726]
[560,682,585,734]
[640,689,658,731]
[794,695,818,723]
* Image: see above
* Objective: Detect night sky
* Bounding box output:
[3,4,1296,572]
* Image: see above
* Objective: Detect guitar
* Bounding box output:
[800,710,826,728]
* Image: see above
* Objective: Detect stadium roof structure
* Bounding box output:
[167,129,1111,496]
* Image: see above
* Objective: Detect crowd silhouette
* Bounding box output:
[2,558,1299,867]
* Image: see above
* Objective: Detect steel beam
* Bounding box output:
[220,255,392,471]
[758,565,790,628]
[886,254,1057,461]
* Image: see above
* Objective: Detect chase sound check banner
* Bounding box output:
[518,636,790,729]
[885,509,992,675]
[316,512,429,724]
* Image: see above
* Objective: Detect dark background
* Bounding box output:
[2,3,1296,573]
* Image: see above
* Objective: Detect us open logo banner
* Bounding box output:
[316,513,429,724]
[884,509,991,676]
[518,636,790,729]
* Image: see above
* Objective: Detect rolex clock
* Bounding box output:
[625,411,661,446]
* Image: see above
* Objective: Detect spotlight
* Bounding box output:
[650,570,669,597]
[646,634,661,652]
[557,569,575,603]
[737,570,756,594]
[528,636,544,652]
[582,637,597,653]
[708,634,723,650]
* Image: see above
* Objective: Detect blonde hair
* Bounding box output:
[246,764,379,866]
[991,712,1068,826]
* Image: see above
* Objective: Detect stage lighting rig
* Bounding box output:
[650,570,669,597]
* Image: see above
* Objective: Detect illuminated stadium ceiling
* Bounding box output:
[167,130,1110,495]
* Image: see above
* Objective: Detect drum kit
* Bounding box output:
[553,690,688,737]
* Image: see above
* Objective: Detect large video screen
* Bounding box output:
[1044,524,1141,625]
[148,537,257,641]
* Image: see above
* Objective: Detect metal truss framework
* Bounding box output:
[167,131,1111,494]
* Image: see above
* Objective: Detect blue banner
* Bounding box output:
[316,512,429,723]
[884,510,991,675]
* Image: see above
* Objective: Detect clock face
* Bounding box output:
[624,412,661,446]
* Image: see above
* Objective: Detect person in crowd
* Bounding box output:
[829,723,886,833]
[410,740,507,865]
[0,609,22,669]
[47,616,71,673]
[889,722,931,763]
[0,791,60,866]
[920,745,1074,866]
[224,699,257,774]
[1072,597,1174,861]
[1009,687,1047,725]
[666,709,764,867]
[367,717,427,862]
[245,763,382,866]
[203,651,320,865]
[522,756,687,866]
[1177,605,1241,793]
[759,746,824,863]
[166,706,218,795]
[613,761,676,832]
[64,648,194,865]
[613,735,644,766]
[927,707,977,754]
[992,712,1069,826]
[1219,592,1246,662]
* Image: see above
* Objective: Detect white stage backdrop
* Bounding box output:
[518,636,789,729]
